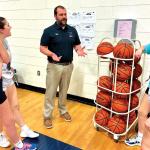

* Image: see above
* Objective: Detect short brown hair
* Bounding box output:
[54,5,66,16]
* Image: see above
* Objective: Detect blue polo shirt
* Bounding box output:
[40,22,81,63]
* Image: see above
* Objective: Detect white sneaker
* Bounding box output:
[15,142,37,150]
[125,135,141,146]
[0,132,10,148]
[20,129,39,138]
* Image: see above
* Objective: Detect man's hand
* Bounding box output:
[51,53,62,62]
[76,46,87,57]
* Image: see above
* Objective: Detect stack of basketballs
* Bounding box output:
[95,41,142,134]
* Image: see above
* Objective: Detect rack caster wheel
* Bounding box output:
[94,123,99,131]
[96,127,100,131]
[113,134,119,143]
[114,139,119,143]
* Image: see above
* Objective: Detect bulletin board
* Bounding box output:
[68,11,96,50]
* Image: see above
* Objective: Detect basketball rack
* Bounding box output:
[93,37,147,142]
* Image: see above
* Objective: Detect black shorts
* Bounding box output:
[145,87,149,94]
[0,78,6,104]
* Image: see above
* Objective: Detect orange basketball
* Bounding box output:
[109,60,124,74]
[113,42,134,59]
[96,91,111,107]
[111,98,128,113]
[113,63,132,81]
[132,79,141,94]
[112,81,130,99]
[129,111,137,124]
[123,111,137,125]
[126,55,141,65]
[130,95,139,109]
[95,109,110,126]
[98,76,112,92]
[133,64,142,78]
[97,42,114,55]
[108,115,126,134]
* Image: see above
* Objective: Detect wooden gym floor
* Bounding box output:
[1,88,140,150]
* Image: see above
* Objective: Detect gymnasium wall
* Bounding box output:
[0,0,150,100]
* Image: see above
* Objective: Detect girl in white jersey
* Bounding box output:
[0,39,39,148]
[0,16,38,149]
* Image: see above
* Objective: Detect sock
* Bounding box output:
[137,132,143,141]
[21,124,29,131]
[15,140,23,148]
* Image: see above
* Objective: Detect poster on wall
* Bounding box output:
[68,12,80,25]
[114,19,137,39]
[68,11,96,50]
[80,11,96,24]
[80,24,95,37]
[117,21,132,39]
[81,37,94,50]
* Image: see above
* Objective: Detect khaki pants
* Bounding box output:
[44,63,73,119]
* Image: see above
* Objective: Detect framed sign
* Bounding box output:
[114,19,137,39]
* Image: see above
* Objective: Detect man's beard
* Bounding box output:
[58,19,67,27]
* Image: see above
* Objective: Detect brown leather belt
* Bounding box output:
[49,60,72,66]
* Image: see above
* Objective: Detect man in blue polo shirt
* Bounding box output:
[40,5,87,128]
